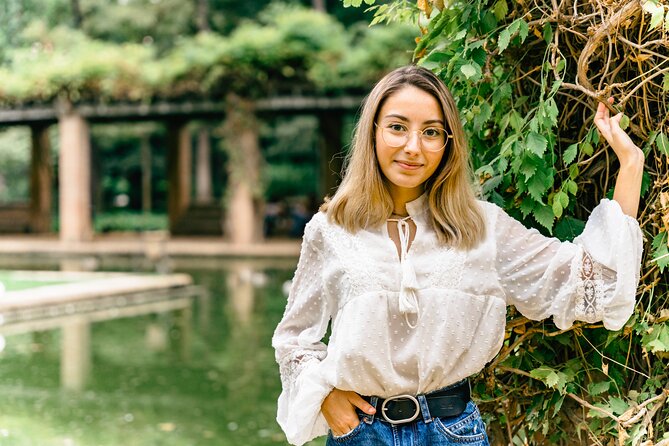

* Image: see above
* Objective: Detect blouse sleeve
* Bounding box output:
[494,199,643,331]
[272,216,334,446]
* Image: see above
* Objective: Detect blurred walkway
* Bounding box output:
[0,233,301,258]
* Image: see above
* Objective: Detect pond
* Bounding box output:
[0,255,325,446]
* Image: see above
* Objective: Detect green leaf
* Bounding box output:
[473,101,492,132]
[609,397,628,416]
[509,110,524,132]
[527,132,548,156]
[498,28,511,53]
[460,63,480,79]
[580,141,594,156]
[569,164,579,179]
[566,180,578,195]
[552,198,563,218]
[493,0,508,21]
[663,73,669,92]
[500,134,518,156]
[530,366,569,392]
[656,132,669,156]
[650,7,665,29]
[527,166,554,202]
[533,203,556,232]
[519,154,540,178]
[620,114,630,131]
[557,190,569,207]
[588,381,610,396]
[518,19,529,42]
[543,23,553,44]
[651,232,669,273]
[563,144,578,164]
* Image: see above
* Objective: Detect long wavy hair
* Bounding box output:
[320,65,486,250]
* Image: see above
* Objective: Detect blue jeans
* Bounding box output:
[326,400,490,446]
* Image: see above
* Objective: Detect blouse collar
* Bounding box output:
[405,193,428,218]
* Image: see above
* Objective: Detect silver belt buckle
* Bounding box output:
[381,394,420,424]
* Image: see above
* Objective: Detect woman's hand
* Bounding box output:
[321,388,376,437]
[593,98,644,166]
[593,98,645,218]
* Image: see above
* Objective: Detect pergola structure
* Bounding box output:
[0,95,362,243]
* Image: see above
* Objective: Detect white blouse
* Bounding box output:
[272,195,643,446]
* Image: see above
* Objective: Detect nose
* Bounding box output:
[404,130,421,154]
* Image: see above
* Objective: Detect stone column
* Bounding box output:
[29,123,52,233]
[166,120,192,232]
[223,95,263,244]
[58,105,93,242]
[318,113,344,198]
[195,128,213,204]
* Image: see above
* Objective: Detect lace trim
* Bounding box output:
[278,350,326,388]
[575,250,604,323]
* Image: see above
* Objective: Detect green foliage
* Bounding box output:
[0,127,31,202]
[0,3,416,104]
[349,0,668,444]
[94,211,168,232]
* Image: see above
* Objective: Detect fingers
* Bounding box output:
[322,389,371,437]
[348,392,376,415]
[611,112,624,126]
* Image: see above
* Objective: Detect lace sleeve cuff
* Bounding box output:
[573,199,643,330]
[278,350,327,389]
[575,251,605,323]
[276,351,332,446]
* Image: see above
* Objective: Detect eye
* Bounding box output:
[387,123,407,133]
[423,127,443,138]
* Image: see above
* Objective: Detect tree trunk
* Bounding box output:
[311,0,326,12]
[71,0,83,28]
[195,0,210,32]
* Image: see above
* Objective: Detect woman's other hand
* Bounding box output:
[593,98,645,218]
[321,388,376,436]
[594,98,644,167]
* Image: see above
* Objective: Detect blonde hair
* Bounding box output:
[320,65,486,250]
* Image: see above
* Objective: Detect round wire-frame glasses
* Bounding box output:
[375,123,452,152]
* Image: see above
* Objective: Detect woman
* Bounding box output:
[272,65,644,446]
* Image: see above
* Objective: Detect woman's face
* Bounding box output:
[375,85,446,202]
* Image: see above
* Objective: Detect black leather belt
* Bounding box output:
[359,380,471,425]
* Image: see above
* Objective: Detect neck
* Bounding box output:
[389,186,424,217]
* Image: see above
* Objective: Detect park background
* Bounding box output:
[0,0,667,445]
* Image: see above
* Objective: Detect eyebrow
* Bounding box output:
[381,113,445,126]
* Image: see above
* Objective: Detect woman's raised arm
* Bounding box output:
[593,99,645,218]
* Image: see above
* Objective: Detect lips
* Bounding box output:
[395,160,423,170]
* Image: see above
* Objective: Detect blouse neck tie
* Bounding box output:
[389,216,419,328]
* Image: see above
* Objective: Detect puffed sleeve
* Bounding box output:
[494,199,643,331]
[272,215,334,446]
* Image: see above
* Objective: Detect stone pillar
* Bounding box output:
[61,318,91,391]
[196,128,213,204]
[58,106,93,242]
[29,123,52,233]
[318,113,344,199]
[167,120,192,232]
[223,95,263,244]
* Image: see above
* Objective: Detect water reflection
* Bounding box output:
[0,255,321,446]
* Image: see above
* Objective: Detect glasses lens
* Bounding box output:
[382,127,407,147]
[421,128,446,152]
[379,125,448,152]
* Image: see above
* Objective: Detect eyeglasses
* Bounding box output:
[375,123,452,152]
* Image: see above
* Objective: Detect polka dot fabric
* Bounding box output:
[272,195,643,446]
